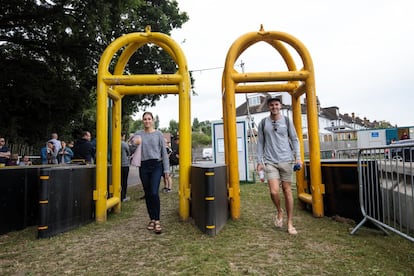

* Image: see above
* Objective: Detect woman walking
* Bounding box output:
[133,112,170,234]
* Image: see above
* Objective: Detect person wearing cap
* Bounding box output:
[256,97,302,235]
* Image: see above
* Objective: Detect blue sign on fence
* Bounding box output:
[371,132,379,138]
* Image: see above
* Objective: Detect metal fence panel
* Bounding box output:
[351,143,414,242]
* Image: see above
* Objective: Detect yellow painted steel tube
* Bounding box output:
[174,37,192,221]
[235,83,298,94]
[115,42,146,73]
[106,196,120,210]
[231,71,310,83]
[116,85,180,95]
[222,75,240,219]
[96,27,191,222]
[107,87,121,101]
[292,83,307,98]
[291,92,306,199]
[111,96,122,214]
[178,75,192,220]
[222,25,323,219]
[102,74,182,86]
[305,74,323,217]
[96,83,109,222]
[221,76,230,197]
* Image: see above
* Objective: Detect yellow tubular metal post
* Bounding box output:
[222,25,323,219]
[96,81,108,222]
[235,83,298,94]
[96,27,191,222]
[178,54,192,220]
[224,75,240,219]
[111,95,122,214]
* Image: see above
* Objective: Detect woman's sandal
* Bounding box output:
[147,220,155,231]
[154,221,162,234]
[288,227,298,235]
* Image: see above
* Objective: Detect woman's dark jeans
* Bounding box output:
[139,159,162,221]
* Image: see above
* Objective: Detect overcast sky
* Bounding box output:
[142,0,414,128]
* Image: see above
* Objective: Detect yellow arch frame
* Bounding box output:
[95,26,192,222]
[222,25,323,219]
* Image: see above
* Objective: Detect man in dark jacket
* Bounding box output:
[73,131,95,164]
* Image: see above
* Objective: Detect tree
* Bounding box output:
[130,119,143,134]
[192,132,211,146]
[154,115,160,130]
[192,118,211,136]
[0,0,189,147]
[199,120,212,136]
[192,118,201,132]
[168,119,179,137]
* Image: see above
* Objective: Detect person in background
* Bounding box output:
[132,111,170,234]
[0,137,11,166]
[67,141,75,149]
[19,155,32,166]
[169,135,179,177]
[256,97,302,235]
[41,141,57,164]
[162,138,173,193]
[58,140,74,164]
[49,133,61,153]
[121,132,131,202]
[72,131,95,164]
[6,153,19,166]
[400,131,409,140]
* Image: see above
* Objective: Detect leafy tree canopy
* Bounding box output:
[0,0,189,147]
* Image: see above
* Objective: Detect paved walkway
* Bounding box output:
[127,165,141,186]
[127,165,180,187]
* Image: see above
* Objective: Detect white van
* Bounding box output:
[202,148,213,160]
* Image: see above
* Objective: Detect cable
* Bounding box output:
[189,63,243,73]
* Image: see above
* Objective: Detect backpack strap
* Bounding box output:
[285,115,293,150]
[285,115,290,139]
[262,115,293,150]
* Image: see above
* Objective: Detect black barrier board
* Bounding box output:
[0,167,39,235]
[305,159,381,222]
[190,164,228,236]
[38,165,95,238]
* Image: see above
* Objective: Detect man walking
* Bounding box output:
[256,97,302,235]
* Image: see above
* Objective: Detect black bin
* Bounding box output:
[190,164,228,236]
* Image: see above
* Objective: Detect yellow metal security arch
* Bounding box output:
[222,25,323,219]
[95,26,192,222]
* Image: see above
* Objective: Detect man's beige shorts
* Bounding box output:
[265,162,293,182]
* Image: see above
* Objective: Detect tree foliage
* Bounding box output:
[168,119,179,137]
[192,118,211,136]
[192,132,211,146]
[0,0,188,147]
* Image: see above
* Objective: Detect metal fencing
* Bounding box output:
[351,142,414,242]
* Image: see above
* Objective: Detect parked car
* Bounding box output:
[390,139,414,161]
[202,148,213,160]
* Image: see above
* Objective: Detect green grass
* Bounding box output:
[1,181,414,275]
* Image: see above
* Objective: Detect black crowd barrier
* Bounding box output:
[0,164,109,238]
[0,166,40,235]
[38,165,95,238]
[305,159,380,222]
[305,159,362,221]
[190,164,228,236]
